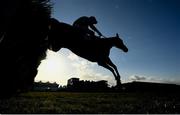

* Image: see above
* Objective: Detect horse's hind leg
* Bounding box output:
[97,61,117,81]
[105,58,121,86]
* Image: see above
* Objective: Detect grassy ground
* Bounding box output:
[0,92,180,114]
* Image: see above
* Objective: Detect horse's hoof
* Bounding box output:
[115,81,122,89]
[116,80,121,85]
[115,84,122,91]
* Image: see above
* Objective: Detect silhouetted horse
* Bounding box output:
[49,19,128,86]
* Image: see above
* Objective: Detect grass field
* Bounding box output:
[0,92,180,114]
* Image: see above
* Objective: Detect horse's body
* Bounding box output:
[66,39,111,62]
[49,19,128,86]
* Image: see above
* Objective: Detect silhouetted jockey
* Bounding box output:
[73,16,103,40]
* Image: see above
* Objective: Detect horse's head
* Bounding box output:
[113,33,128,52]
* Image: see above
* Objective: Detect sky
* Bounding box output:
[36,0,180,86]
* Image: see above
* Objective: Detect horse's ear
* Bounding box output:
[116,33,119,38]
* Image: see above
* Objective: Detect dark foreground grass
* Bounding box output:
[0,92,180,114]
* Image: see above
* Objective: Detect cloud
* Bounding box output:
[129,75,146,81]
[129,75,165,83]
[129,75,180,85]
[160,78,180,85]
[67,53,79,61]
[67,52,96,70]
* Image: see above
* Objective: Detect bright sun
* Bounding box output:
[35,50,69,85]
[43,51,65,72]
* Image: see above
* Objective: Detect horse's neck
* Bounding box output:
[106,37,116,48]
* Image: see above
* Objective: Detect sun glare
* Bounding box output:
[44,50,65,72]
[35,50,69,85]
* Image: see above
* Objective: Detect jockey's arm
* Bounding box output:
[89,24,102,37]
[87,29,95,36]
